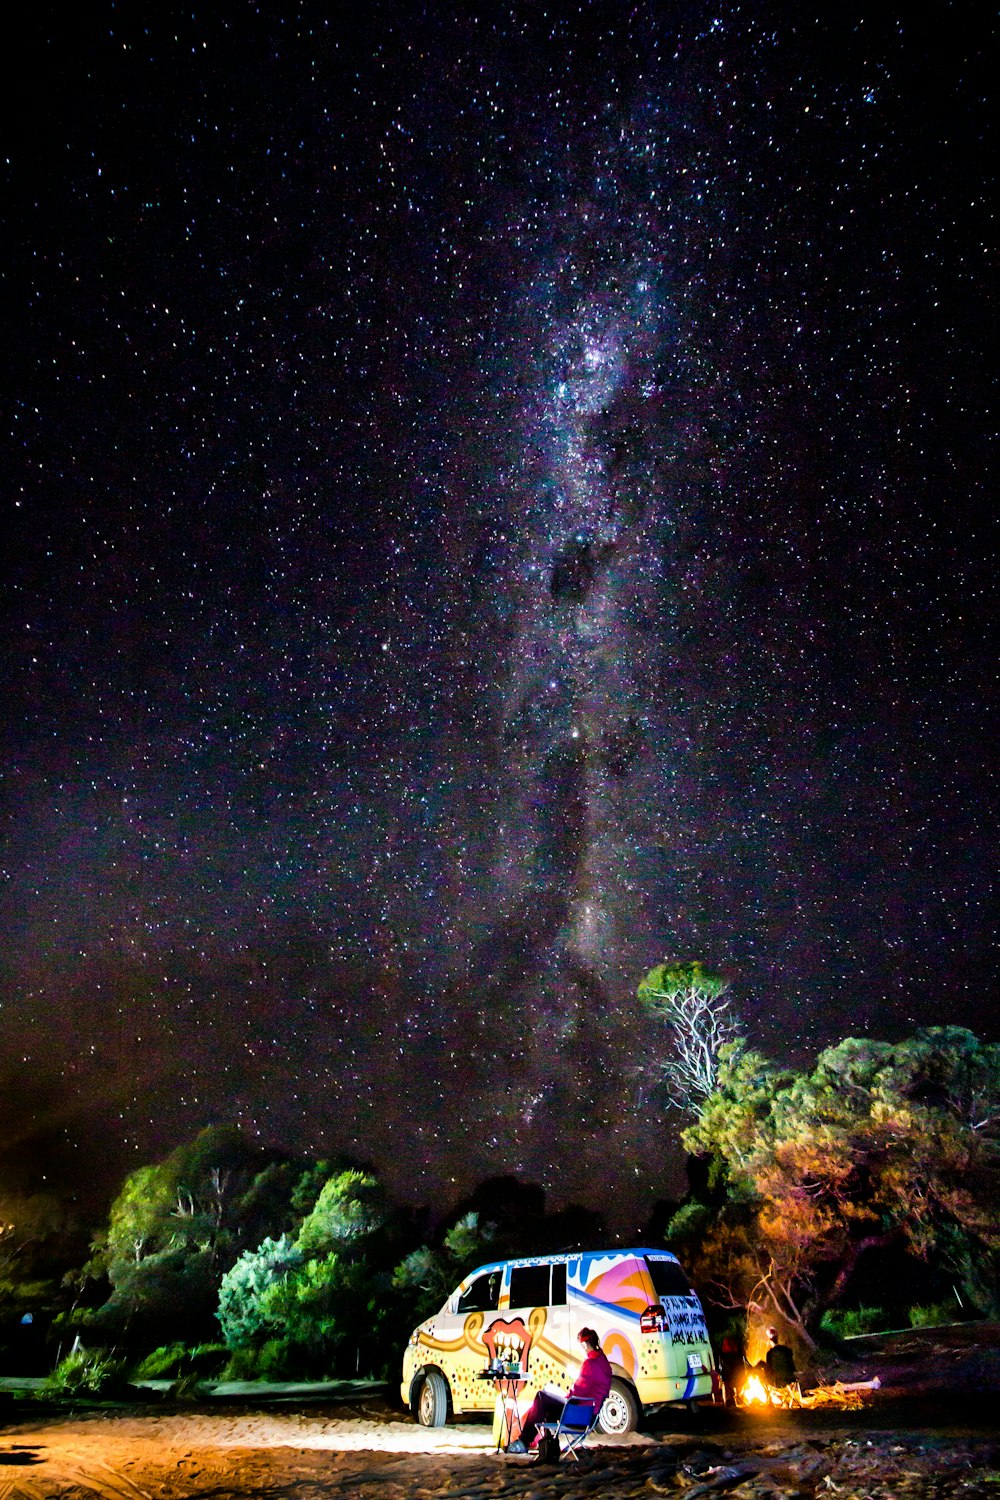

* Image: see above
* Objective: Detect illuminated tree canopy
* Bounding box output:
[670,1027,1000,1345]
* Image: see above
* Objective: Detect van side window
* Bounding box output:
[509,1264,551,1308]
[645,1257,691,1298]
[551,1262,567,1305]
[457,1271,500,1313]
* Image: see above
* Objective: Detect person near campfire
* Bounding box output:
[719,1333,748,1406]
[762,1326,795,1389]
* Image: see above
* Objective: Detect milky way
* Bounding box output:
[2,5,994,1222]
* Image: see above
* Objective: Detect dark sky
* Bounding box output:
[2,3,995,1228]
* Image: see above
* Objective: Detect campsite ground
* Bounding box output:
[0,1325,997,1498]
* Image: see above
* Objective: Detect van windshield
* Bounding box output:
[645,1257,692,1298]
[456,1270,501,1314]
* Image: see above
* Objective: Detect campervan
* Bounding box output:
[401,1247,714,1432]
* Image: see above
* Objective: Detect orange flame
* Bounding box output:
[741,1373,780,1407]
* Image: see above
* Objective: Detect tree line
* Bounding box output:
[0,963,996,1389]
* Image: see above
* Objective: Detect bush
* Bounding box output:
[219,1345,262,1380]
[132,1343,190,1380]
[217,1338,301,1381]
[188,1342,229,1375]
[255,1337,301,1380]
[217,1234,302,1349]
[819,1306,888,1339]
[908,1299,962,1328]
[43,1345,129,1398]
[132,1341,229,1381]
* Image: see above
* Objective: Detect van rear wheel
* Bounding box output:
[417,1370,449,1427]
[598,1378,639,1435]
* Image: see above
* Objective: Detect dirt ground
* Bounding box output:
[0,1326,997,1499]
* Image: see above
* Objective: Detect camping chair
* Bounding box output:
[536,1397,601,1462]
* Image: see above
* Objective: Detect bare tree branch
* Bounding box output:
[638,960,744,1111]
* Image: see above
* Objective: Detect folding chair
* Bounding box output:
[536,1397,600,1462]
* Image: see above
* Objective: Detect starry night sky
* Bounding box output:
[2,3,995,1226]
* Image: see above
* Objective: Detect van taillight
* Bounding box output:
[640,1303,666,1333]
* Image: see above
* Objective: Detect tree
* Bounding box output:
[216,1167,405,1379]
[217,1234,302,1349]
[392,1211,496,1327]
[670,1027,1000,1348]
[297,1171,389,1258]
[638,960,744,1111]
[0,1190,69,1348]
[71,1128,321,1348]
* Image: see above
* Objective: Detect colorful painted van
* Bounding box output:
[401,1247,714,1432]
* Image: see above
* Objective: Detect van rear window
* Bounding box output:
[645,1258,691,1298]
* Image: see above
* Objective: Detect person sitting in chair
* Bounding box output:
[505,1328,612,1455]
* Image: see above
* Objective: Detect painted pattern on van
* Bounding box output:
[410,1305,570,1415]
[576,1254,650,1317]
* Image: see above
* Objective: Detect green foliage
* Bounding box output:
[131,1341,228,1380]
[819,1306,888,1339]
[392,1211,496,1327]
[216,1167,404,1379]
[75,1128,327,1351]
[0,1191,74,1329]
[217,1234,302,1349]
[43,1345,129,1398]
[218,1344,260,1380]
[908,1298,962,1329]
[288,1160,338,1221]
[131,1342,190,1379]
[75,1243,220,1348]
[673,1027,1000,1342]
[638,960,730,1007]
[188,1342,230,1374]
[297,1171,388,1258]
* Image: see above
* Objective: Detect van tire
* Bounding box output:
[598,1378,640,1435]
[416,1370,449,1427]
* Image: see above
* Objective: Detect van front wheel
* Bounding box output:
[598,1378,639,1435]
[417,1370,449,1427]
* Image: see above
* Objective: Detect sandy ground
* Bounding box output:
[0,1327,997,1498]
[1,1399,998,1499]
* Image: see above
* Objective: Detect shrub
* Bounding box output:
[188,1342,229,1375]
[217,1234,302,1349]
[255,1337,301,1380]
[908,1299,962,1328]
[132,1343,190,1380]
[819,1306,888,1339]
[219,1345,261,1380]
[43,1346,129,1398]
[132,1341,229,1381]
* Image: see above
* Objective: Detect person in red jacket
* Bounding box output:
[505,1327,613,1454]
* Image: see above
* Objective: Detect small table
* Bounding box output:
[478,1371,527,1451]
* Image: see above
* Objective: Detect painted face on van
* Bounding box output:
[481,1317,533,1371]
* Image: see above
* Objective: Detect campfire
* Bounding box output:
[738,1373,879,1411]
[741,1373,783,1407]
